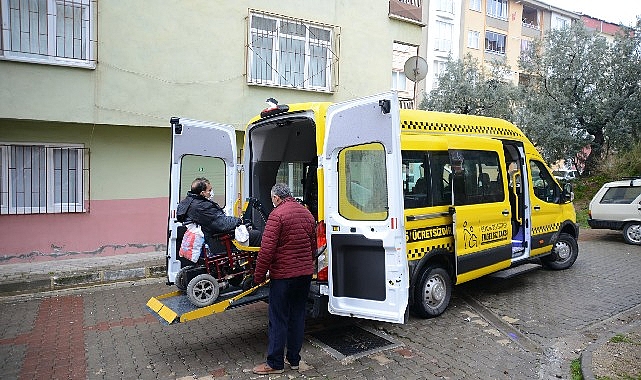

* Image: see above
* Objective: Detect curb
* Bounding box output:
[580,304,641,380]
[0,263,165,296]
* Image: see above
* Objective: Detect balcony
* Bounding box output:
[389,0,423,25]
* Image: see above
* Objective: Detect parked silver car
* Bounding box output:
[588,177,641,245]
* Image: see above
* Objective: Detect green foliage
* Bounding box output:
[570,357,583,380]
[599,141,641,179]
[420,54,519,121]
[571,142,641,227]
[518,23,641,171]
[609,334,636,344]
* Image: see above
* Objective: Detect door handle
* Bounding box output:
[533,205,541,211]
[502,210,510,216]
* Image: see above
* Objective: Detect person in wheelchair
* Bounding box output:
[177,177,261,249]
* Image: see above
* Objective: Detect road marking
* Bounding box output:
[461,292,543,354]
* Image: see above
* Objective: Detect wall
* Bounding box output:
[0,121,170,261]
[0,0,423,262]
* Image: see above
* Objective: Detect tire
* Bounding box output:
[412,265,452,318]
[623,223,641,245]
[541,232,578,270]
[175,265,193,292]
[186,273,220,307]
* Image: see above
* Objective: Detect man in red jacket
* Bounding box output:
[252,183,316,375]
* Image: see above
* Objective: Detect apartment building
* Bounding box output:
[461,0,578,85]
[424,0,463,92]
[0,1,423,263]
[581,14,629,43]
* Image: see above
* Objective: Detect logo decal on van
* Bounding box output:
[480,222,509,245]
[406,225,453,243]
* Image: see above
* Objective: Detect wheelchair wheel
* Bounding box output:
[175,265,193,292]
[186,273,220,307]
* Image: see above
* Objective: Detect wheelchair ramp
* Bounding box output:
[308,324,401,361]
[146,283,269,325]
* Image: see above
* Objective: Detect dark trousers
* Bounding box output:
[266,275,312,370]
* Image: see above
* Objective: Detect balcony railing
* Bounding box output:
[389,0,423,24]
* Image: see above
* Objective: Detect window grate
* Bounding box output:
[0,144,90,215]
[247,10,339,92]
[0,0,97,66]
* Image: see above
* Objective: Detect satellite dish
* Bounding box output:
[403,56,428,82]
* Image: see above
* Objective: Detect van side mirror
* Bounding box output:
[561,183,574,203]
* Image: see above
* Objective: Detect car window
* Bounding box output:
[530,160,561,203]
[601,186,641,204]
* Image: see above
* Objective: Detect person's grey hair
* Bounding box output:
[271,183,292,199]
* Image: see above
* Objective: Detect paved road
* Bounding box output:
[0,230,639,379]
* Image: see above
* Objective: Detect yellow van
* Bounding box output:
[166,92,578,324]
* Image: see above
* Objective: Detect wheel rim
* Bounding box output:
[627,224,641,244]
[423,273,446,307]
[194,279,216,301]
[554,240,571,262]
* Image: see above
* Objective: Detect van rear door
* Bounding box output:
[166,118,238,284]
[322,92,409,324]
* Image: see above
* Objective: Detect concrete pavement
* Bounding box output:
[0,229,639,379]
[0,251,165,296]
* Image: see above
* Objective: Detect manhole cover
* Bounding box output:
[308,324,400,360]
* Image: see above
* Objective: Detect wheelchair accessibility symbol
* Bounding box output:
[462,221,478,249]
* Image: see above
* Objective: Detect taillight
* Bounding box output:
[317,266,328,281]
[316,220,327,249]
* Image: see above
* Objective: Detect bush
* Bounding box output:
[572,141,641,228]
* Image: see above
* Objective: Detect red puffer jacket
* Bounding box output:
[254,197,316,283]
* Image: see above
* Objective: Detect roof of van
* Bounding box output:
[248,101,526,141]
[399,109,526,140]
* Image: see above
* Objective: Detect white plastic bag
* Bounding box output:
[179,224,205,263]
[235,224,249,244]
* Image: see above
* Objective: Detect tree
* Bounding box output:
[420,54,519,121]
[518,22,641,173]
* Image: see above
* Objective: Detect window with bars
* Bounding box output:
[247,10,337,92]
[469,0,481,12]
[0,144,89,214]
[485,31,506,54]
[0,0,96,67]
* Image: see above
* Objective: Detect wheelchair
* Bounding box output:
[175,198,268,308]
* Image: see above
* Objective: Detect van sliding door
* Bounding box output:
[447,136,512,283]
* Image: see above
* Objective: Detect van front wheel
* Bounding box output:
[413,265,452,318]
[541,233,578,270]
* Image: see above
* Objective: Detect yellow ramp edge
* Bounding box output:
[147,294,180,324]
[180,280,269,323]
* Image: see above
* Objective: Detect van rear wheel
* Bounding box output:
[541,233,578,270]
[623,223,641,245]
[413,265,452,318]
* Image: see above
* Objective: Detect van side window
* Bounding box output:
[180,155,226,206]
[530,160,561,203]
[338,143,388,221]
[402,151,451,208]
[450,150,504,206]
